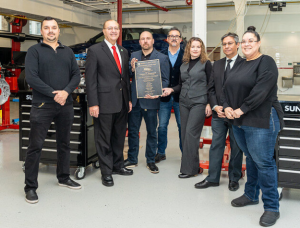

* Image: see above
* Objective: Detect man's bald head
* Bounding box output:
[139,31,154,52]
[140,31,153,39]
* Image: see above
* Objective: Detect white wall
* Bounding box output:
[58,27,100,46]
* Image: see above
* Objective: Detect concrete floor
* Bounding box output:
[0,101,300,228]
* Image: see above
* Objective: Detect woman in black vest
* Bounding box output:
[222,26,283,227]
[163,37,212,178]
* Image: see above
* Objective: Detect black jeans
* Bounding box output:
[24,102,74,192]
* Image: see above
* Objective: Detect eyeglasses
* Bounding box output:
[241,40,258,45]
[167,35,181,40]
[104,27,119,31]
[222,42,235,46]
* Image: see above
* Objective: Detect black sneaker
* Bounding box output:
[124,159,138,168]
[25,190,39,204]
[58,178,82,190]
[155,154,166,163]
[147,163,159,174]
[259,211,280,227]
[231,194,259,207]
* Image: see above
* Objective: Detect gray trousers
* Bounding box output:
[205,117,243,183]
[179,96,206,175]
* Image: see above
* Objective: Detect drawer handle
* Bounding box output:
[283,127,300,131]
[279,169,300,174]
[283,118,300,121]
[21,105,32,107]
[279,158,300,162]
[22,146,81,154]
[279,146,300,150]
[22,137,81,144]
[279,137,300,141]
[22,128,81,134]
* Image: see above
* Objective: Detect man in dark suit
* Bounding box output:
[85,19,133,187]
[155,27,184,163]
[195,32,243,191]
[124,31,169,173]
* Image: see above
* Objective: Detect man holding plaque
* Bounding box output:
[124,31,169,174]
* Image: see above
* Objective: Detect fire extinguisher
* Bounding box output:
[186,0,192,5]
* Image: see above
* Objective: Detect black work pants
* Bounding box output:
[24,102,74,192]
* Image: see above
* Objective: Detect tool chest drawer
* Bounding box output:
[278,169,300,185]
[280,127,300,137]
[278,146,300,158]
[283,117,300,127]
[278,136,300,147]
[278,158,300,170]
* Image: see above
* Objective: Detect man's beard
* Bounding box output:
[46,35,57,42]
[142,44,151,50]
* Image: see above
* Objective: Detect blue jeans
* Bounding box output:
[232,107,280,212]
[127,100,158,164]
[157,95,182,155]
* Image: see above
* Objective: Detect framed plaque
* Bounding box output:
[135,59,163,98]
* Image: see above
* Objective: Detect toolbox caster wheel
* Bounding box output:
[92,160,100,169]
[75,167,86,180]
[22,162,25,173]
[279,192,283,201]
[241,170,246,178]
[198,167,204,174]
[278,187,283,201]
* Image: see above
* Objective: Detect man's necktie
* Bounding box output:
[112,46,122,74]
[224,59,233,82]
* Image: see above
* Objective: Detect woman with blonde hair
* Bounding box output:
[163,37,212,178]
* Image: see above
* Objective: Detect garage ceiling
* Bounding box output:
[60,0,237,14]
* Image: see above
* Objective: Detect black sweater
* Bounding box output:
[25,42,80,104]
[222,55,280,129]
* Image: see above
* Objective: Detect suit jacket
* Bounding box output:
[130,48,170,110]
[85,41,131,114]
[160,48,184,103]
[208,55,243,118]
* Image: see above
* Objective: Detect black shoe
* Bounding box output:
[58,178,82,190]
[228,180,239,191]
[124,159,138,168]
[178,173,196,178]
[155,154,166,163]
[194,179,219,189]
[25,190,39,204]
[259,211,280,227]
[147,163,159,174]
[231,195,259,207]
[112,167,133,175]
[101,175,114,187]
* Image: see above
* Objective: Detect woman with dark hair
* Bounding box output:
[222,26,283,227]
[163,37,212,178]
